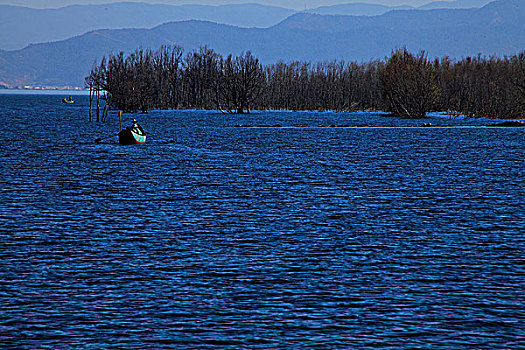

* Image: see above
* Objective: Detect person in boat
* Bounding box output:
[131,119,145,135]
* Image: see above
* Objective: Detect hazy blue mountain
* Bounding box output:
[0,1,498,52]
[306,3,414,16]
[420,0,493,9]
[0,2,294,50]
[302,0,493,15]
[0,0,523,88]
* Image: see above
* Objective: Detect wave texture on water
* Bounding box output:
[0,95,524,349]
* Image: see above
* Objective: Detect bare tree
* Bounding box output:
[380,48,438,118]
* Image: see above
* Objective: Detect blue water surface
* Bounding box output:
[0,94,524,349]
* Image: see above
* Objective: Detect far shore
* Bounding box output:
[0,88,90,96]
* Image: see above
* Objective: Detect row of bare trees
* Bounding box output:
[86,46,525,119]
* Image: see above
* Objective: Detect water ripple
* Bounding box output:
[0,95,524,349]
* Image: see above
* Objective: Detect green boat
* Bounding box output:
[62,98,74,104]
[118,127,146,145]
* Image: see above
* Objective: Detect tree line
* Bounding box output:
[85,46,525,119]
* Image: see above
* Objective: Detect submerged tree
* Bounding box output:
[182,46,221,109]
[89,45,525,119]
[218,51,264,113]
[380,48,438,118]
[85,58,107,121]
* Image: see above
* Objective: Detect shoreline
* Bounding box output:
[0,88,90,96]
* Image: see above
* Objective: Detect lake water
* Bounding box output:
[1,94,524,349]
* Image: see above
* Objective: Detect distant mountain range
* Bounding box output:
[419,0,493,9]
[0,3,294,51]
[0,0,522,88]
[0,0,494,50]
[305,0,492,16]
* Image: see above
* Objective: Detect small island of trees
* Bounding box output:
[85,46,525,120]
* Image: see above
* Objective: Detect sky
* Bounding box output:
[0,0,435,10]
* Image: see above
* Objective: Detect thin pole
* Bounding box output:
[118,110,123,131]
[88,84,93,122]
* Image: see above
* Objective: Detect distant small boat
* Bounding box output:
[118,127,146,145]
[62,98,74,104]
